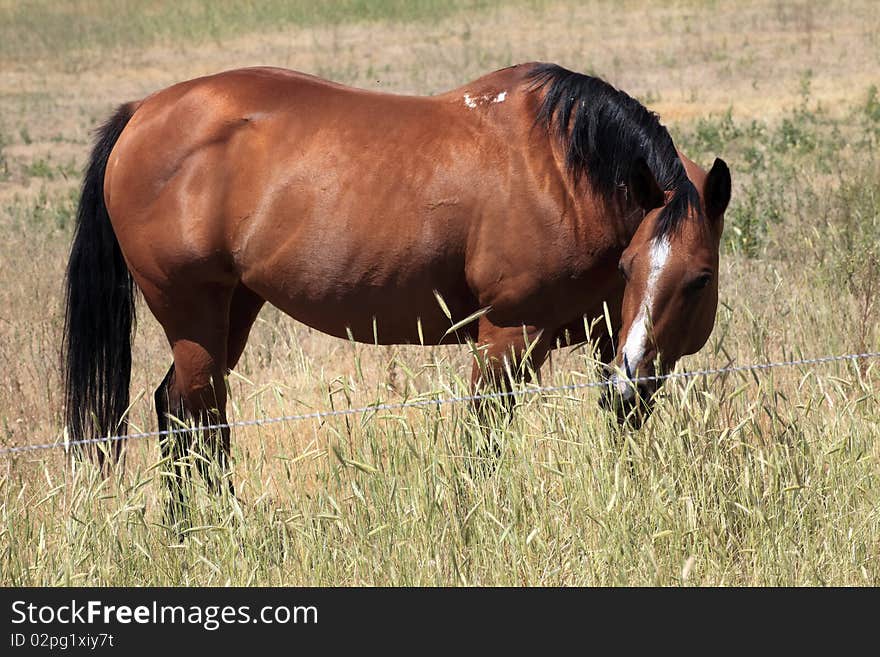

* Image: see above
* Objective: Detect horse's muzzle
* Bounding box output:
[598,368,658,428]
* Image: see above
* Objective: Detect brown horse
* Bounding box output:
[63,63,730,525]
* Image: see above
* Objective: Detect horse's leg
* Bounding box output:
[469,317,551,448]
[153,283,233,530]
[155,364,190,529]
[188,358,232,499]
[190,284,265,498]
[226,284,265,371]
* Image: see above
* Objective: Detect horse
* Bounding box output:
[63,62,730,526]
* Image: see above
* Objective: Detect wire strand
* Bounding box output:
[2,350,878,456]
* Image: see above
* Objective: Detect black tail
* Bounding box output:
[63,103,138,465]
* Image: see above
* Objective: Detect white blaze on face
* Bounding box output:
[614,235,671,399]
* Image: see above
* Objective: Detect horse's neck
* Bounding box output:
[601,194,645,251]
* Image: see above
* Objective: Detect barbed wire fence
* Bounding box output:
[1,350,878,457]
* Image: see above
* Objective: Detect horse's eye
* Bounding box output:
[687,272,712,293]
[618,261,629,282]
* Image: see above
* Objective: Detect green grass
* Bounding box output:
[676,86,880,261]
[0,0,529,67]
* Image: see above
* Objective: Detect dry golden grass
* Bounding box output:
[0,0,878,585]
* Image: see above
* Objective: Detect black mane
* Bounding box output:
[527,63,701,237]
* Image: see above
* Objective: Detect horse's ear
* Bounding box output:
[704,158,731,223]
[629,157,665,212]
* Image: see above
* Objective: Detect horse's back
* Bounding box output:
[103,64,550,344]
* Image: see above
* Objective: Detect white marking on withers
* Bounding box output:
[614,236,671,399]
[463,90,507,109]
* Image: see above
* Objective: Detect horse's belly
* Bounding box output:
[249,280,478,345]
[240,243,478,345]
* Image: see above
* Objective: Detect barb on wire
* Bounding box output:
[1,350,878,457]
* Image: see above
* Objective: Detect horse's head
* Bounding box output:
[600,155,731,426]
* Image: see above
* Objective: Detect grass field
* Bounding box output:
[1,0,878,585]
